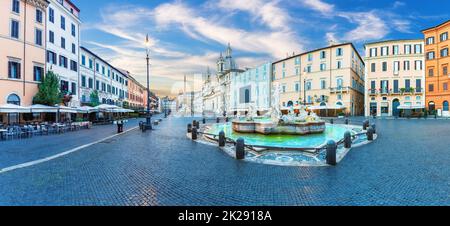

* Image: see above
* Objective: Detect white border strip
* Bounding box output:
[0,126,139,174]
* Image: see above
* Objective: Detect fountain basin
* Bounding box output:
[232,120,325,135]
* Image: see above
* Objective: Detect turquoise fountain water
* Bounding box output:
[205,122,353,148]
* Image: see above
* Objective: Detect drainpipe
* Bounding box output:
[23,0,27,98]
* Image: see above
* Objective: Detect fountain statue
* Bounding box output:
[232,82,325,135]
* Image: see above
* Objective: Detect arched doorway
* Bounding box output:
[428,101,435,112]
[443,101,449,111]
[392,99,400,117]
[7,94,21,124]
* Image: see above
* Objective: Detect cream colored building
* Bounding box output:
[272,43,365,116]
[364,40,425,117]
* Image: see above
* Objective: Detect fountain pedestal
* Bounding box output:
[232,120,325,135]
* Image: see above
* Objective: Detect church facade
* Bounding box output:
[202,44,244,116]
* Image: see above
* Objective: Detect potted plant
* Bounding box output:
[400,88,406,95]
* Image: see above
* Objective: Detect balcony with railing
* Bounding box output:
[368,89,378,95]
[330,86,349,93]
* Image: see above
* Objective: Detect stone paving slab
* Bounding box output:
[0,116,449,206]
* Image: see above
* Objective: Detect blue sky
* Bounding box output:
[75,0,450,97]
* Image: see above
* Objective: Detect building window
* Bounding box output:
[444,83,448,91]
[8,61,21,79]
[429,68,434,77]
[47,50,57,64]
[441,32,449,42]
[89,59,93,69]
[60,80,69,93]
[70,60,77,72]
[61,37,65,49]
[88,78,93,88]
[12,0,20,13]
[441,48,449,58]
[393,61,400,73]
[414,44,422,54]
[382,62,387,72]
[404,45,411,54]
[71,82,76,95]
[7,94,20,105]
[393,45,399,55]
[49,7,54,23]
[370,48,377,57]
[10,20,19,39]
[427,51,435,60]
[71,24,76,37]
[320,63,326,71]
[96,63,99,72]
[96,81,100,90]
[33,66,43,81]
[81,75,86,87]
[337,78,343,89]
[336,48,343,56]
[404,61,410,71]
[321,80,326,89]
[426,37,434,45]
[81,55,86,66]
[35,29,42,46]
[49,30,54,43]
[415,60,423,70]
[444,66,448,76]
[429,84,434,92]
[36,9,43,23]
[72,43,76,54]
[337,61,342,69]
[393,80,399,93]
[59,55,67,68]
[416,79,422,92]
[61,16,65,30]
[295,82,300,92]
[371,63,376,72]
[381,46,389,56]
[308,53,313,61]
[320,51,326,59]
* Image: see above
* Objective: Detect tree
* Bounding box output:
[33,70,61,106]
[89,90,100,107]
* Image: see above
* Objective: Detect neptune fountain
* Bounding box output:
[232,83,325,135]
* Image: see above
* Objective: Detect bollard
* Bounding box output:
[203,118,206,124]
[219,131,225,147]
[192,127,198,140]
[195,121,200,129]
[187,123,192,133]
[371,123,376,134]
[367,127,374,141]
[326,140,337,166]
[345,118,349,125]
[363,120,369,130]
[235,138,245,160]
[193,120,197,128]
[216,117,220,123]
[344,131,352,148]
[330,119,334,124]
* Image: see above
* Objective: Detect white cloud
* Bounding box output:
[337,11,389,42]
[301,0,335,14]
[216,0,290,31]
[153,2,303,59]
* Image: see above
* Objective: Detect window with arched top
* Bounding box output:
[7,94,20,105]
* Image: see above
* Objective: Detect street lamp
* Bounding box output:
[303,78,307,106]
[145,34,152,130]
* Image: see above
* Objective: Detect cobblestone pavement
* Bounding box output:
[0,118,146,168]
[0,116,449,206]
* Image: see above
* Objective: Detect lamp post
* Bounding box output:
[303,78,307,106]
[145,34,152,130]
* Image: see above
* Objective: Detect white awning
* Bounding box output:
[77,106,98,113]
[0,104,31,113]
[308,105,346,110]
[30,104,58,113]
[58,106,78,113]
[397,104,425,109]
